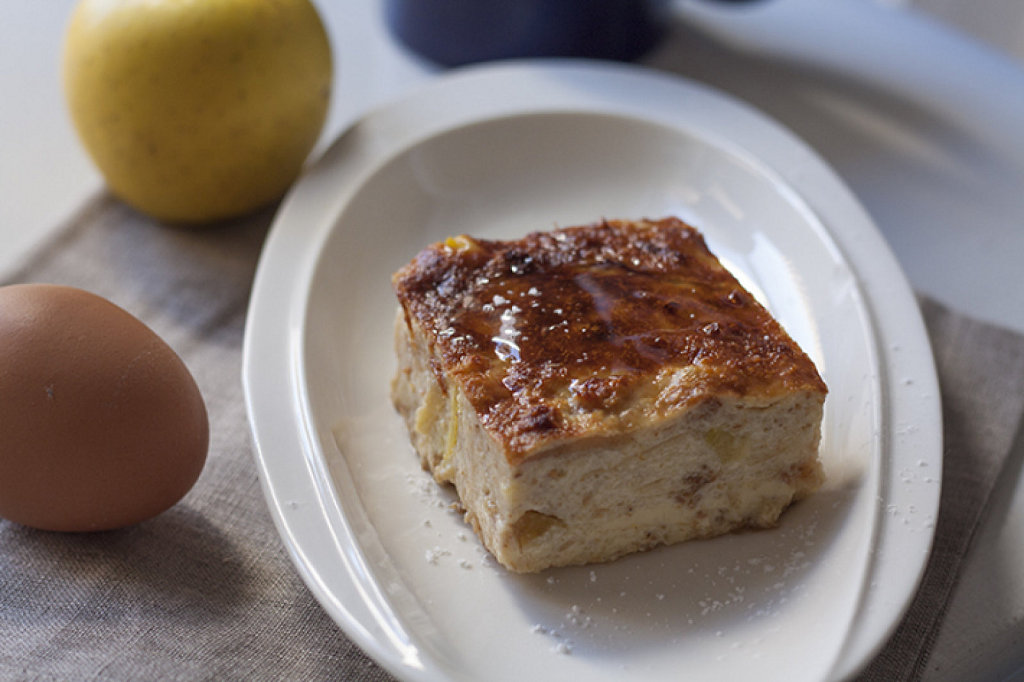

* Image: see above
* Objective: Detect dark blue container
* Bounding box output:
[385,0,667,67]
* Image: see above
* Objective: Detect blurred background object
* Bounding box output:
[384,0,668,66]
[3,0,1022,277]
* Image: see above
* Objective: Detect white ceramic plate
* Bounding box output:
[242,61,941,682]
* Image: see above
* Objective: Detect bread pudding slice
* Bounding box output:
[391,217,826,573]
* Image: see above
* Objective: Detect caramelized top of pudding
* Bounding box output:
[393,218,826,459]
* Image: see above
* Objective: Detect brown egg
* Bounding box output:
[0,284,208,532]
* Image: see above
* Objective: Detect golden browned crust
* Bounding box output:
[392,217,826,463]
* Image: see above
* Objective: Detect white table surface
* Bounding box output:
[3,1,1024,679]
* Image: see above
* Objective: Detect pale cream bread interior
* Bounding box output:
[392,310,825,573]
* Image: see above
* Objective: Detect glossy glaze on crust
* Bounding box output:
[392,218,827,461]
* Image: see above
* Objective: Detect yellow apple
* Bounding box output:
[63,0,332,224]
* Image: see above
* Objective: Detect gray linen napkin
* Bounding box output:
[1,194,1022,680]
[859,298,1024,681]
[0,196,395,681]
